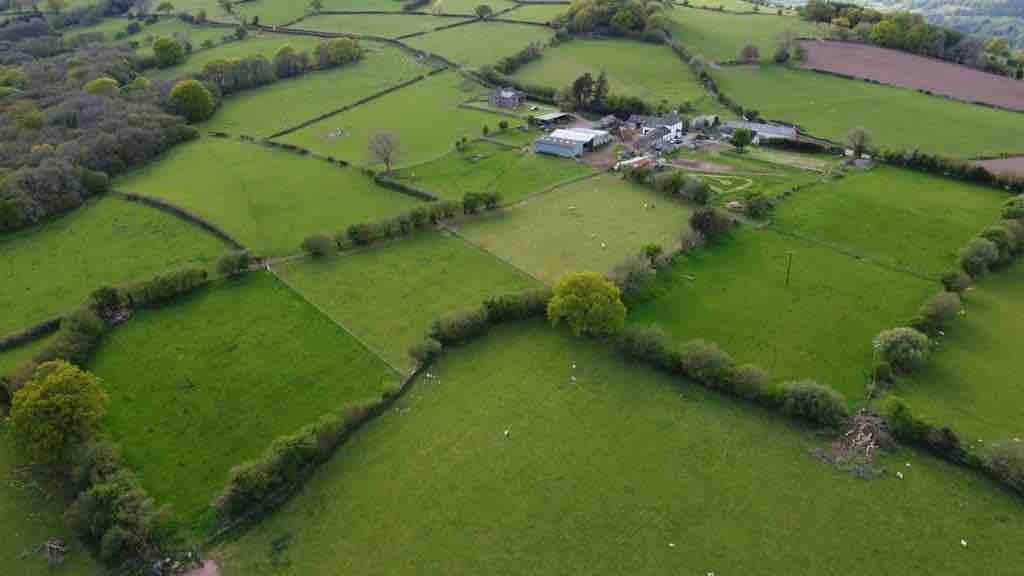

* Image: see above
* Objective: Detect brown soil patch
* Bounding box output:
[976,156,1024,178]
[185,560,220,576]
[800,40,1024,112]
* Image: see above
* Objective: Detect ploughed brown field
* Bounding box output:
[799,40,1024,112]
[977,156,1024,177]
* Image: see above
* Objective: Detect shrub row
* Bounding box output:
[957,211,1024,277]
[214,398,385,523]
[612,326,849,429]
[66,440,163,564]
[122,267,208,309]
[493,41,544,75]
[424,289,553,351]
[0,317,61,352]
[879,149,1024,194]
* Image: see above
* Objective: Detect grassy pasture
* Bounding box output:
[771,166,1007,277]
[300,13,462,38]
[405,21,555,68]
[1,426,102,576]
[505,2,568,23]
[0,334,54,379]
[392,140,594,203]
[667,7,823,62]
[629,227,932,401]
[115,137,421,257]
[235,0,310,25]
[86,272,397,533]
[277,71,521,168]
[457,174,694,283]
[0,195,228,338]
[149,33,323,79]
[712,65,1024,158]
[431,0,518,13]
[894,261,1024,443]
[276,231,539,370]
[204,44,428,137]
[511,39,705,105]
[216,323,1024,576]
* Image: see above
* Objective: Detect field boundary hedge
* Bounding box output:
[315,10,475,18]
[266,68,446,140]
[673,2,784,17]
[0,317,62,354]
[393,15,480,40]
[116,192,247,251]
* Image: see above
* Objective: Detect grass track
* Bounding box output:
[86,272,398,534]
[0,195,229,337]
[115,137,422,257]
[216,322,1024,576]
[276,231,539,370]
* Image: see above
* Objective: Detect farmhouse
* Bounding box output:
[488,87,525,108]
[722,120,797,143]
[534,128,612,158]
[627,112,685,139]
[532,111,573,129]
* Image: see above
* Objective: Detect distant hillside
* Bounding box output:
[844,1,1024,49]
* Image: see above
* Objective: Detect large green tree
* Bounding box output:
[170,79,214,122]
[547,272,626,336]
[152,36,185,68]
[10,360,108,466]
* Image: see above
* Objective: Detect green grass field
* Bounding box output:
[0,335,54,379]
[86,272,397,533]
[275,231,538,370]
[216,322,1024,576]
[505,2,567,23]
[300,13,462,38]
[204,45,429,137]
[65,16,225,52]
[511,39,705,105]
[682,0,765,12]
[771,167,1007,277]
[115,137,422,257]
[458,174,695,283]
[431,0,517,13]
[276,71,521,168]
[149,33,323,80]
[667,7,824,62]
[712,65,1024,158]
[235,0,310,25]
[405,21,555,69]
[630,226,932,401]
[0,195,228,337]
[1,426,102,576]
[894,261,1024,443]
[392,140,594,203]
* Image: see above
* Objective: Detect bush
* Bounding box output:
[66,440,162,563]
[688,207,733,241]
[123,268,207,309]
[83,76,119,96]
[881,395,964,460]
[1003,195,1024,220]
[609,254,654,300]
[152,35,185,68]
[940,270,972,294]
[170,78,214,122]
[462,192,484,214]
[409,337,443,366]
[482,289,551,323]
[682,178,711,205]
[613,325,672,369]
[778,380,848,428]
[430,307,491,346]
[744,191,772,219]
[979,224,1015,264]
[675,339,736,391]
[10,360,108,466]
[733,364,771,401]
[34,307,107,367]
[986,442,1024,496]
[302,234,334,257]
[913,291,961,336]
[547,272,626,337]
[873,327,929,374]
[959,237,999,276]
[218,250,252,278]
[81,169,110,195]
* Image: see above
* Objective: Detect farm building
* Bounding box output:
[628,112,685,139]
[488,87,525,108]
[532,111,573,129]
[690,115,721,130]
[534,128,612,158]
[723,121,797,143]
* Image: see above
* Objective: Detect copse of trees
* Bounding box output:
[560,70,650,117]
[563,0,670,42]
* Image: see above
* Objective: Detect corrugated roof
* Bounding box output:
[549,128,610,143]
[535,112,572,122]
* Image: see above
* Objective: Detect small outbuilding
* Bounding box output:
[488,87,525,108]
[722,120,797,143]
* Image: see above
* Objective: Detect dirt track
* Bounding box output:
[976,156,1024,177]
[800,40,1024,112]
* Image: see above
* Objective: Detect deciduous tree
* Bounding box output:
[368,131,400,173]
[547,272,626,336]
